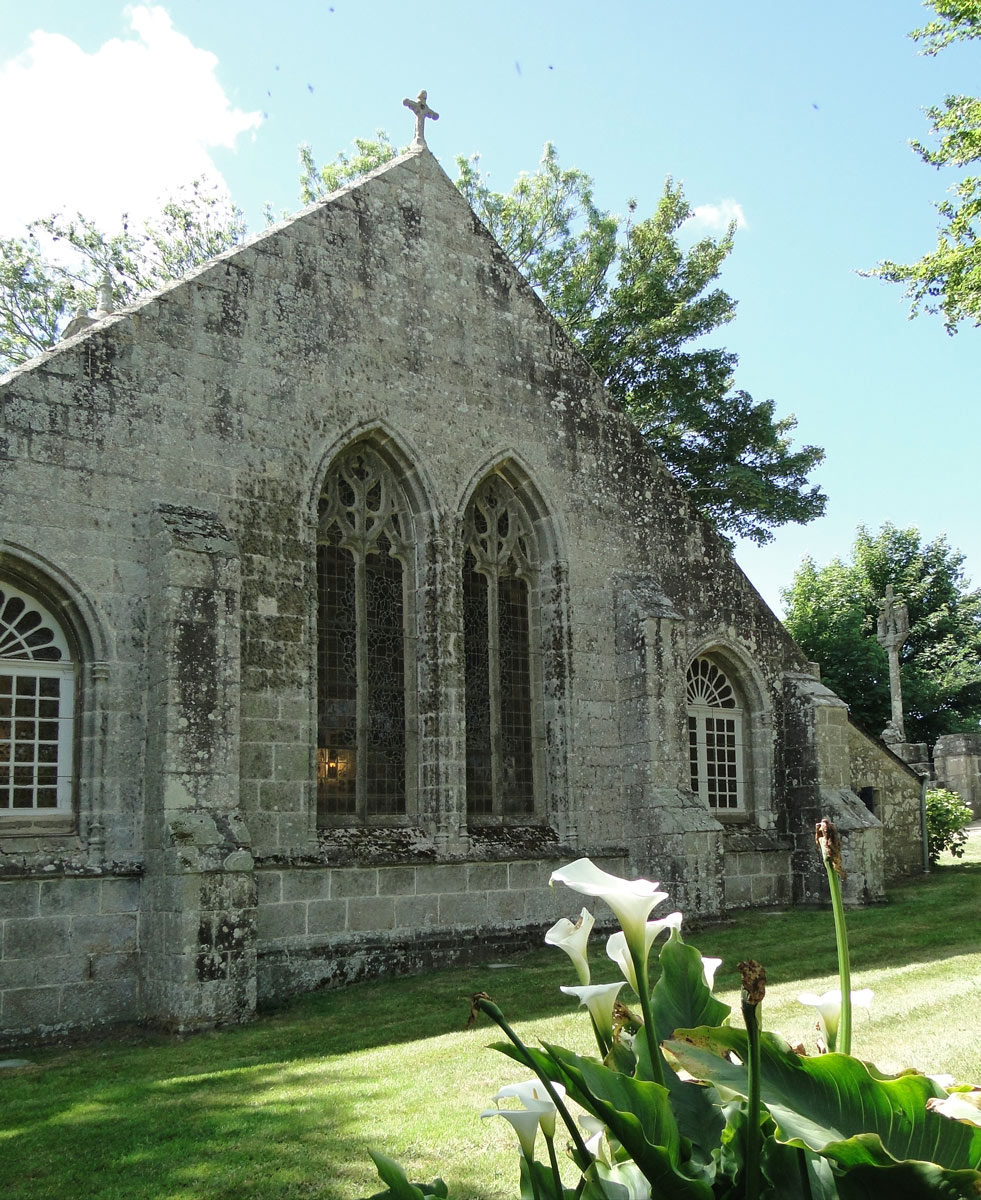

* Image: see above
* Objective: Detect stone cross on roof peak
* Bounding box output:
[403,89,439,149]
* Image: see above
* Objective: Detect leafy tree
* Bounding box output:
[868,0,981,331]
[298,131,402,203]
[783,523,981,745]
[304,138,826,544]
[0,180,245,373]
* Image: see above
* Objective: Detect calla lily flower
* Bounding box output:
[798,988,873,1051]
[560,981,624,1042]
[550,859,668,955]
[545,907,594,984]
[485,1079,566,1142]
[480,1106,544,1158]
[701,956,723,991]
[579,1123,653,1197]
[606,913,683,994]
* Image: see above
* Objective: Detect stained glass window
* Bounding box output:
[317,445,411,822]
[687,657,744,812]
[462,476,537,819]
[0,585,74,815]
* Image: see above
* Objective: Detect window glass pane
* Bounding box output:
[463,553,492,816]
[364,540,406,816]
[318,544,357,818]
[498,574,534,815]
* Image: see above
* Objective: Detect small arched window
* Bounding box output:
[462,475,538,820]
[0,584,75,816]
[317,444,415,823]
[686,656,744,812]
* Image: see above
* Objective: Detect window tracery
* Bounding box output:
[317,445,413,822]
[462,476,537,819]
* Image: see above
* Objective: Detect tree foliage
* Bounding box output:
[782,523,981,745]
[0,180,246,374]
[298,131,403,204]
[869,0,981,331]
[302,138,826,544]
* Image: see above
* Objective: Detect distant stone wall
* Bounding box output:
[0,871,141,1047]
[256,852,626,1003]
[933,733,981,819]
[846,723,924,881]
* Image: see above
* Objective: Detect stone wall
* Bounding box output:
[847,724,925,880]
[256,852,625,1004]
[0,872,141,1045]
[933,733,981,818]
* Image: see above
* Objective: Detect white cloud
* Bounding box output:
[691,198,748,233]
[0,6,261,234]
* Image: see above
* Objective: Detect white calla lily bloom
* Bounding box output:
[701,956,723,991]
[798,988,874,1050]
[606,913,683,993]
[559,981,624,1041]
[486,1079,566,1141]
[550,859,668,954]
[545,907,595,984]
[480,1106,544,1158]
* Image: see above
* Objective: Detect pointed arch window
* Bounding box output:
[317,445,415,823]
[687,656,744,812]
[462,476,539,820]
[0,584,75,816]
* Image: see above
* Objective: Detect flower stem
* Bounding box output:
[523,1151,542,1200]
[628,944,665,1086]
[816,820,852,1055]
[826,861,852,1054]
[544,1132,564,1199]
[738,960,766,1200]
[471,995,593,1170]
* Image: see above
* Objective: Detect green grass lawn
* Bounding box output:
[2,834,978,1200]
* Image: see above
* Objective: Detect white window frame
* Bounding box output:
[0,585,76,819]
[687,657,746,814]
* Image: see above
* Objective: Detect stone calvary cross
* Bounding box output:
[876,583,910,743]
[403,90,439,148]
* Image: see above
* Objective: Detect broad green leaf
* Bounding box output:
[666,1027,981,1172]
[541,1043,715,1199]
[832,1155,981,1199]
[651,930,730,1045]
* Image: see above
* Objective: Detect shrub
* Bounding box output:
[926,787,974,865]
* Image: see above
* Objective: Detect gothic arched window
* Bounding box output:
[462,475,539,820]
[0,583,75,817]
[317,445,415,823]
[686,656,744,812]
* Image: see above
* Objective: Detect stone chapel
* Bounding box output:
[0,125,923,1043]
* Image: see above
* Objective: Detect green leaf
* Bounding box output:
[541,1043,715,1199]
[666,1027,981,1177]
[652,930,730,1046]
[364,1150,448,1199]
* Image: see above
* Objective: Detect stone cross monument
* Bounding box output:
[403,90,439,148]
[876,583,910,742]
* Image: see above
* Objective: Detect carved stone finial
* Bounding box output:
[403,89,439,148]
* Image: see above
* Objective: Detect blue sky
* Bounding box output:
[2,1,977,614]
